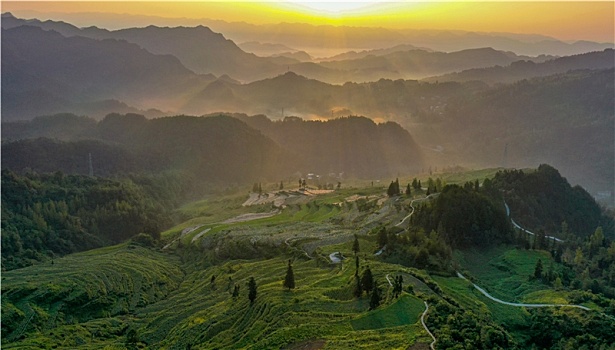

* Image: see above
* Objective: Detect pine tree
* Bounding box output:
[387,181,396,197]
[369,282,381,310]
[405,184,411,196]
[361,266,374,293]
[352,234,360,255]
[279,181,284,190]
[377,227,388,249]
[353,275,363,298]
[355,255,360,276]
[232,285,240,298]
[283,260,295,290]
[248,277,257,303]
[412,178,419,190]
[534,259,543,280]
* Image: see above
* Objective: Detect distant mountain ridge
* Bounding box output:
[1,25,213,120]
[3,13,610,85]
[425,49,615,84]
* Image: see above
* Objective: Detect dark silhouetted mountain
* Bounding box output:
[319,44,430,61]
[230,114,424,178]
[318,48,553,81]
[395,29,614,56]
[238,41,299,56]
[1,114,286,183]
[1,13,286,82]
[271,51,313,62]
[1,138,141,176]
[1,25,213,120]
[3,113,424,180]
[425,49,615,84]
[182,71,477,118]
[93,26,284,81]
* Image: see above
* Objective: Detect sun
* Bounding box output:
[286,0,383,16]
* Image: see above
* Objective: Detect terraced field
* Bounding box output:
[5,176,611,349]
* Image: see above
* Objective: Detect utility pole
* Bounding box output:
[88,153,94,177]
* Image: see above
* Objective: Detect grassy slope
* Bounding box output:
[1,243,183,349]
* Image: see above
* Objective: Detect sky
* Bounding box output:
[2,1,614,42]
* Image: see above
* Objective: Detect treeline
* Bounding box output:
[1,170,190,270]
[493,164,614,238]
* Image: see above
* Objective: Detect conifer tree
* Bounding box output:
[361,266,374,293]
[412,178,419,190]
[353,275,363,298]
[355,255,360,276]
[352,234,360,255]
[405,184,411,196]
[377,226,388,249]
[283,259,295,290]
[248,277,257,303]
[232,285,240,298]
[534,259,543,280]
[369,282,381,310]
[387,181,396,197]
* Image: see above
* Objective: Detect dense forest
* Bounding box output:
[411,184,514,248]
[0,170,192,270]
[493,164,614,238]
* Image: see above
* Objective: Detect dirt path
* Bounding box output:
[420,301,437,350]
[456,272,589,310]
[396,193,439,227]
[221,210,280,224]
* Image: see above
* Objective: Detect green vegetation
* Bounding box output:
[1,170,177,270]
[2,165,613,349]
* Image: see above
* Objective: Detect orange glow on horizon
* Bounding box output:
[2,1,613,43]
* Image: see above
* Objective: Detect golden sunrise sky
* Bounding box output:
[2,1,614,42]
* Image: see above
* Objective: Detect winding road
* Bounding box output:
[421,301,437,350]
[504,202,564,242]
[396,193,439,227]
[456,271,590,310]
[386,273,436,350]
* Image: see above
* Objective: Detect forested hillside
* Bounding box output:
[2,113,424,180]
[492,165,614,238]
[0,171,188,270]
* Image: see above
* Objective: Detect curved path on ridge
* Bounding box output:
[421,301,437,350]
[456,272,590,310]
[387,274,436,350]
[396,193,439,227]
[504,202,564,242]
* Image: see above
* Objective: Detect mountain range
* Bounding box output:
[2,12,613,202]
